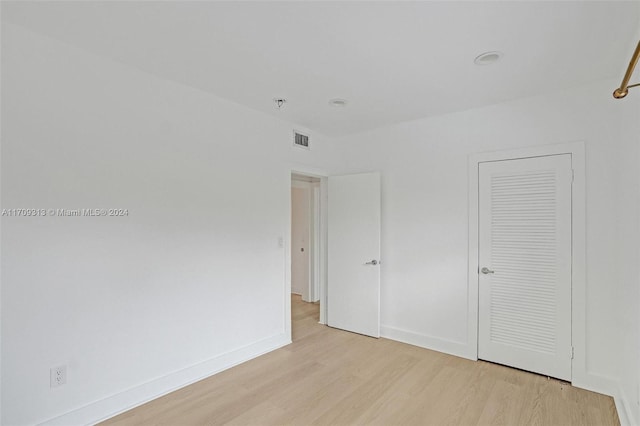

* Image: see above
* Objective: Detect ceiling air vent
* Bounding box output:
[293,130,310,150]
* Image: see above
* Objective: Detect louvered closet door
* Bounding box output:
[478,154,572,381]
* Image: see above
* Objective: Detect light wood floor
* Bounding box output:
[102,295,619,426]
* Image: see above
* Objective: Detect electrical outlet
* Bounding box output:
[50,365,67,388]
[277,236,284,248]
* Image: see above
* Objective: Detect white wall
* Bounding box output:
[616,82,640,424]
[0,22,344,425]
[334,79,640,424]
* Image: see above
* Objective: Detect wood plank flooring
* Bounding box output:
[102,295,619,426]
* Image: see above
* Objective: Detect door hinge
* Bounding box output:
[571,347,575,360]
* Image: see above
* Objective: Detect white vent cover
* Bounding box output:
[293,130,310,150]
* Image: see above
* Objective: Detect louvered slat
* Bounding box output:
[490,169,557,354]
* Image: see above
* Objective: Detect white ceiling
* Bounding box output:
[3,1,639,136]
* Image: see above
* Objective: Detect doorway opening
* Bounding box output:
[291,174,320,302]
[290,172,324,341]
[287,170,381,342]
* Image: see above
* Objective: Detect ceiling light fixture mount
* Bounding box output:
[474,51,503,66]
[329,98,348,107]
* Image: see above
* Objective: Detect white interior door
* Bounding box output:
[328,172,381,337]
[478,154,572,381]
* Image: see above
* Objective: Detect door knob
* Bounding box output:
[365,260,379,265]
[480,267,494,274]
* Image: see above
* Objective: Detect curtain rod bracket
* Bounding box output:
[613,41,640,99]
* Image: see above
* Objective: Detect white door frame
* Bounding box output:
[286,166,328,342]
[467,141,586,383]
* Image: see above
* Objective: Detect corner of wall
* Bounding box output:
[615,383,639,426]
[572,372,639,426]
[613,382,640,426]
[615,395,632,426]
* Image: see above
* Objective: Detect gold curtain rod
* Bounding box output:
[613,41,640,99]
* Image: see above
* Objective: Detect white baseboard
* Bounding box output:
[572,371,617,397]
[614,384,638,426]
[570,370,638,425]
[380,325,474,361]
[616,393,632,426]
[37,327,635,426]
[39,333,291,426]
[382,325,639,426]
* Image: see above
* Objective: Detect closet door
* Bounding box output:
[478,154,572,381]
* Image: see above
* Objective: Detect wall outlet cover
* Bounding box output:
[50,365,67,388]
